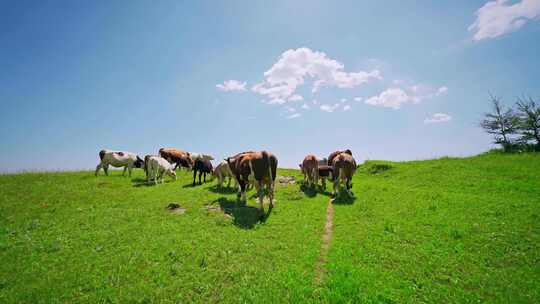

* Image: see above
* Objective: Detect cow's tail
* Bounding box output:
[99,150,106,161]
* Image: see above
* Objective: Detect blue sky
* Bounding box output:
[1,0,539,172]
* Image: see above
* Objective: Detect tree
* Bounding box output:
[515,96,540,149]
[480,95,519,151]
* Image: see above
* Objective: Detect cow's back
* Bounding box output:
[249,151,277,182]
[332,153,356,178]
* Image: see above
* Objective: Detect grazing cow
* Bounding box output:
[332,152,357,197]
[318,158,328,166]
[193,159,213,186]
[158,148,193,170]
[190,152,214,162]
[317,165,334,190]
[302,155,319,187]
[226,151,278,210]
[95,149,144,177]
[146,156,177,184]
[328,149,353,166]
[213,161,236,188]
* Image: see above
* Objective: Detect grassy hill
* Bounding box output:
[1,152,539,303]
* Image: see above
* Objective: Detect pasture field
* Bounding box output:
[1,152,539,303]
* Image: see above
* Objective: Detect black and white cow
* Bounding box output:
[95,149,144,177]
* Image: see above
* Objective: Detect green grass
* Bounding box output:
[1,153,539,303]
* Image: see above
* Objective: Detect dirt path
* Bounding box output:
[314,198,334,285]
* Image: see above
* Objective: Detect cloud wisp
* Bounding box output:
[364,84,448,110]
[424,113,452,124]
[216,80,247,92]
[469,0,540,41]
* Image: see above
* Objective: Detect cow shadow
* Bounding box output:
[132,179,176,188]
[332,191,357,205]
[212,197,272,229]
[207,185,237,194]
[300,183,318,197]
[131,177,146,183]
[300,183,335,198]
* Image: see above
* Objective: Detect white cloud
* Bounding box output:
[468,0,540,41]
[424,113,452,124]
[301,103,311,110]
[284,106,297,113]
[364,88,411,109]
[436,86,448,96]
[340,98,348,103]
[288,113,301,119]
[364,83,448,109]
[216,80,247,92]
[354,97,363,102]
[252,47,381,104]
[288,94,304,102]
[343,105,352,111]
[320,103,340,113]
[266,98,287,105]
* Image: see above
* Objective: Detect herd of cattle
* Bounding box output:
[95,148,357,208]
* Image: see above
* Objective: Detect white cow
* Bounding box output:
[95,149,144,177]
[190,152,214,162]
[146,156,177,184]
[213,161,237,188]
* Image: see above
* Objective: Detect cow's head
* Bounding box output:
[344,149,353,156]
[134,156,144,168]
[168,168,177,180]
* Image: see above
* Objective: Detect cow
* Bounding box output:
[302,155,319,187]
[328,149,353,166]
[332,152,357,197]
[213,161,236,189]
[143,154,157,179]
[95,149,144,177]
[226,151,255,189]
[317,165,334,190]
[193,159,213,186]
[146,156,177,184]
[190,152,214,162]
[158,148,193,171]
[226,151,277,211]
[318,158,328,166]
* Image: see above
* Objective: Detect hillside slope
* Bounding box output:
[1,153,539,303]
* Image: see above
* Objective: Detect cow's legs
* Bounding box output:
[321,177,326,189]
[333,178,339,196]
[128,165,133,177]
[255,182,264,210]
[103,164,109,176]
[198,171,202,185]
[95,162,103,176]
[122,166,127,176]
[203,172,207,183]
[192,170,197,186]
[269,182,275,208]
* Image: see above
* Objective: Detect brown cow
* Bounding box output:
[226,151,277,210]
[302,155,318,187]
[317,165,333,190]
[328,149,353,166]
[158,148,193,170]
[332,152,357,197]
